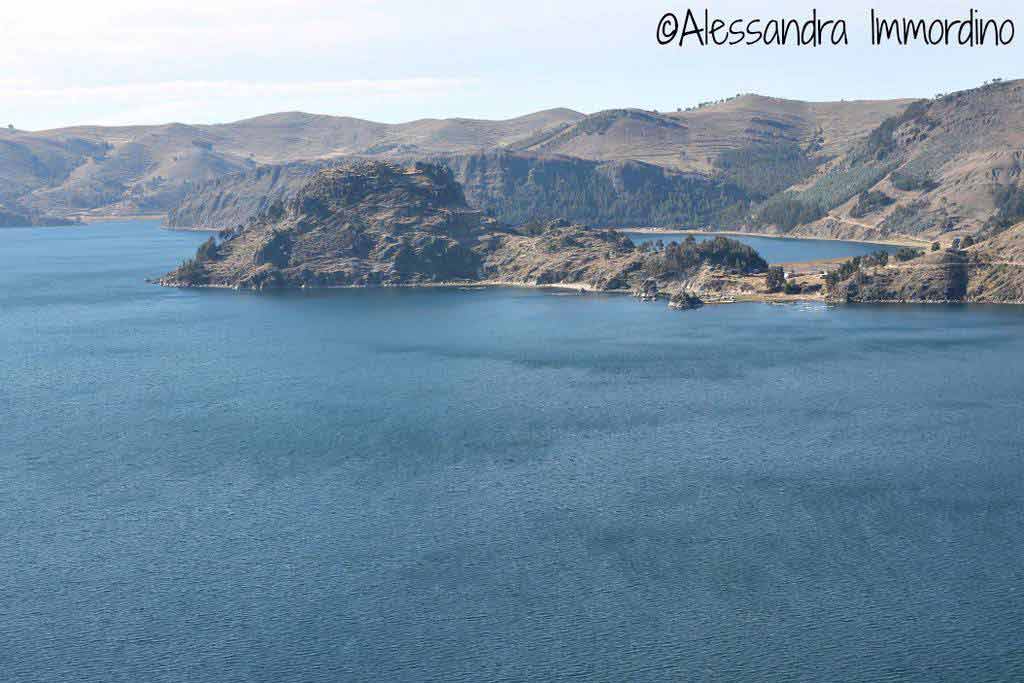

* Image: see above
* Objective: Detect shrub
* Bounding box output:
[196,236,219,261]
[890,172,939,192]
[849,191,895,218]
[896,247,924,261]
[985,184,1024,236]
[861,250,889,267]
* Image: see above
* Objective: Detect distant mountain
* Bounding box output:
[3,96,912,223]
[509,95,912,174]
[6,82,1024,253]
[162,91,916,233]
[1,109,584,220]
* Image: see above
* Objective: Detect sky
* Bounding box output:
[2,0,1022,130]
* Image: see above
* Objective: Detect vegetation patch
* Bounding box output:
[984,184,1024,236]
[715,141,820,200]
[890,171,939,192]
[643,235,768,276]
[849,190,895,218]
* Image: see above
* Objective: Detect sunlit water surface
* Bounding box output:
[2,222,1022,682]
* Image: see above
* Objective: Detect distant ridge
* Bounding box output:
[4,81,1024,252]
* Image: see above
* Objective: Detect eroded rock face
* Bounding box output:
[634,278,659,301]
[161,161,496,288]
[668,292,704,310]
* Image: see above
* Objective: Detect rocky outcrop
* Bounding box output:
[634,278,659,301]
[668,292,704,310]
[161,161,494,289]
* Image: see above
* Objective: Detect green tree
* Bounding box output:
[931,241,940,251]
[765,266,785,293]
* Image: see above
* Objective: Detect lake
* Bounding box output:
[623,231,902,264]
[2,221,1022,682]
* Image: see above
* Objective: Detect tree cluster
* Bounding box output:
[765,266,785,292]
[644,235,768,276]
[896,247,925,261]
[715,141,819,200]
[755,195,825,230]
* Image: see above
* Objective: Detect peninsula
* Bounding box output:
[159,160,771,307]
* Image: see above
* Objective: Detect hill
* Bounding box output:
[3,95,913,223]
[774,80,1024,243]
[1,109,584,221]
[7,80,1024,259]
[512,95,912,174]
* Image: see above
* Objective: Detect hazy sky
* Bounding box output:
[3,0,1021,129]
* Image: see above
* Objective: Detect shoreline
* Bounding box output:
[617,227,930,249]
[74,213,167,224]
[151,276,1024,306]
[154,278,611,293]
[161,223,221,233]
[154,275,829,305]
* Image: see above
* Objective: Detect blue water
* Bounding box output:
[2,221,1023,682]
[624,231,901,264]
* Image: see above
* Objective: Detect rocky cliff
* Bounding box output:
[166,151,748,231]
[166,160,331,230]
